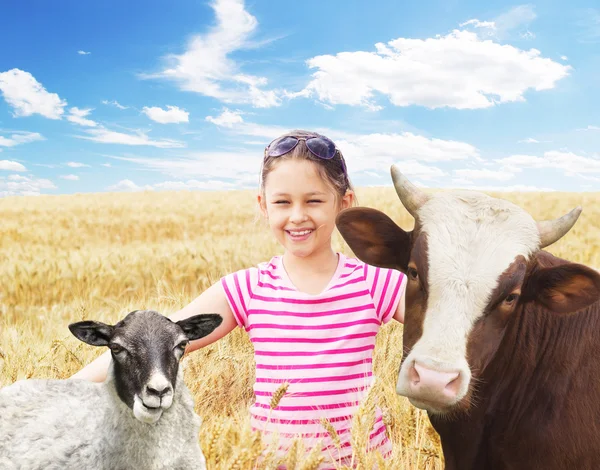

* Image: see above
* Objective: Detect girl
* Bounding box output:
[72,130,407,468]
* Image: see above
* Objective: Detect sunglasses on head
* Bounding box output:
[265,134,346,174]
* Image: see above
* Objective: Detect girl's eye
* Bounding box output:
[273,200,289,204]
[308,200,323,203]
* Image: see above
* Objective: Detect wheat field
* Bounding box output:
[1,187,598,469]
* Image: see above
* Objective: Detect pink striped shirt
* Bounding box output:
[221,253,406,467]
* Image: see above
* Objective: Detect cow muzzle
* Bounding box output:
[396,358,470,413]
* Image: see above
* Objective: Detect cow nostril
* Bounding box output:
[445,375,461,395]
[408,363,421,386]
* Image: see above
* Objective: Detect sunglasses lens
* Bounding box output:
[267,136,298,157]
[306,137,336,160]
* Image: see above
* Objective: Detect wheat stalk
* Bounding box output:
[270,382,289,409]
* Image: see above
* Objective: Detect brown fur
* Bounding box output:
[337,207,600,470]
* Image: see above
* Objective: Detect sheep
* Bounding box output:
[0,309,222,470]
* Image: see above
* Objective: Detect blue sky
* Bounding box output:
[1,0,599,196]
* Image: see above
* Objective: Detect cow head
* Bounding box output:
[337,165,600,415]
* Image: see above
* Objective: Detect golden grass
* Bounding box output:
[1,187,598,469]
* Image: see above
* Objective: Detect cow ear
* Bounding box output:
[336,207,412,271]
[525,263,600,314]
[69,321,114,346]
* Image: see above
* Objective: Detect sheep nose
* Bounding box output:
[145,373,172,399]
[146,384,171,398]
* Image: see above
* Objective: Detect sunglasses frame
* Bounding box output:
[264,134,347,175]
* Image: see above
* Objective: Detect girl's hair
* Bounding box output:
[260,129,357,206]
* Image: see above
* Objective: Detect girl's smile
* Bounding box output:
[285,228,314,241]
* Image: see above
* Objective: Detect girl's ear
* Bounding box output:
[340,190,354,211]
[257,193,268,218]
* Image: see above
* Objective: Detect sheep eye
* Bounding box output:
[110,344,125,355]
[175,341,188,351]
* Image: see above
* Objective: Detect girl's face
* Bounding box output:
[258,159,353,260]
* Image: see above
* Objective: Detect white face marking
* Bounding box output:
[133,395,163,424]
[397,191,541,408]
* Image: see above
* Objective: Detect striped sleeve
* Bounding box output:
[220,268,258,329]
[364,264,406,324]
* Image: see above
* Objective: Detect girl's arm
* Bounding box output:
[392,297,405,324]
[70,282,237,382]
[392,276,407,324]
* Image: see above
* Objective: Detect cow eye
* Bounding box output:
[504,293,519,305]
[408,267,419,281]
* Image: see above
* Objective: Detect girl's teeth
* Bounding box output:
[290,230,311,236]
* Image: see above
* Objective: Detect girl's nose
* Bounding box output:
[289,207,308,223]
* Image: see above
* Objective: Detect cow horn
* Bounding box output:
[390,164,430,218]
[537,206,582,248]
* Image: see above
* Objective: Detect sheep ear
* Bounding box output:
[177,314,223,341]
[69,321,114,346]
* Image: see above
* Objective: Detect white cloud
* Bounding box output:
[497,151,600,177]
[153,179,238,191]
[461,5,537,40]
[106,178,237,193]
[206,108,244,127]
[66,107,98,127]
[204,113,478,180]
[448,182,555,192]
[8,174,28,181]
[60,174,79,181]
[334,133,478,181]
[0,69,67,119]
[110,152,260,183]
[561,55,568,61]
[77,50,91,55]
[66,162,90,168]
[494,5,537,34]
[111,129,476,187]
[101,163,112,167]
[147,0,281,108]
[204,111,288,139]
[77,128,186,148]
[142,105,189,124]
[0,174,56,197]
[520,31,536,39]
[459,19,496,29]
[0,160,27,171]
[102,100,128,110]
[0,131,44,147]
[107,179,154,192]
[577,125,600,131]
[299,29,569,110]
[454,168,515,181]
[518,137,539,143]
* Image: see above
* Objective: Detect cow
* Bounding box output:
[336,165,600,470]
